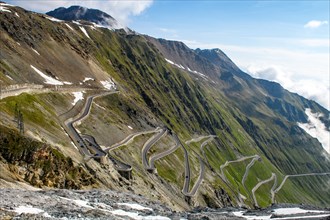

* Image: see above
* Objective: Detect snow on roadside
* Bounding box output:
[30,65,63,85]
[298,108,330,154]
[79,26,90,39]
[72,92,84,105]
[31,48,40,55]
[0,6,11,13]
[100,78,116,90]
[117,203,152,211]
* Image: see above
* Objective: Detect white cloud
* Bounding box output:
[300,39,329,47]
[298,108,330,154]
[9,0,153,25]
[304,20,328,29]
[158,28,177,34]
[246,64,330,110]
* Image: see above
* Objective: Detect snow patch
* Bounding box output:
[83,77,94,82]
[100,78,116,90]
[165,59,208,79]
[0,6,11,13]
[65,23,74,31]
[30,65,63,85]
[15,12,19,17]
[0,3,14,7]
[143,216,171,220]
[72,21,82,25]
[73,199,94,209]
[117,203,152,211]
[272,207,325,215]
[63,81,73,85]
[298,108,330,153]
[128,126,133,130]
[233,211,271,219]
[5,75,13,80]
[79,26,90,39]
[16,42,20,46]
[111,209,170,220]
[45,16,62,22]
[72,92,84,105]
[165,58,185,70]
[31,48,40,55]
[111,209,140,219]
[14,206,46,215]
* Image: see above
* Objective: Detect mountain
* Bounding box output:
[46,5,121,28]
[0,2,329,213]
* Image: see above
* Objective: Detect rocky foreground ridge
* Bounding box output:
[1,189,330,219]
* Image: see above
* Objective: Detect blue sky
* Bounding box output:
[5,0,330,109]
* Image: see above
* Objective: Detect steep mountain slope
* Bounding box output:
[1,2,329,210]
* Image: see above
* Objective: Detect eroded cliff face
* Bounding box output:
[0,125,97,189]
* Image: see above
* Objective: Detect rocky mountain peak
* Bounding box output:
[46,5,122,28]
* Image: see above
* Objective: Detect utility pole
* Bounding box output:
[18,111,24,134]
[13,103,24,134]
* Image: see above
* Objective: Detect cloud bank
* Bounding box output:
[246,64,330,110]
[304,20,328,29]
[297,108,330,154]
[8,0,153,25]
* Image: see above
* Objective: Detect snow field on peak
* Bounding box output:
[30,65,64,85]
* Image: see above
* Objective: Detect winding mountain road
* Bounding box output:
[64,91,117,159]
[142,128,167,169]
[182,135,216,196]
[220,155,259,182]
[271,172,330,203]
[104,127,162,152]
[252,173,276,207]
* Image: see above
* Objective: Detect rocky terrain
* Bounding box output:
[0,1,330,215]
[1,189,329,219]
